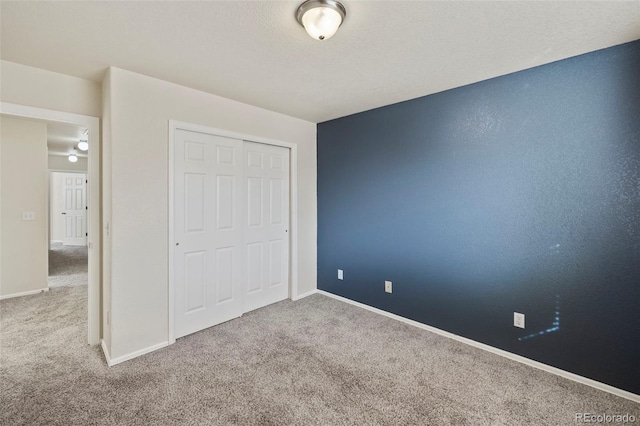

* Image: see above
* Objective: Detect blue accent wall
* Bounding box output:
[317,40,640,395]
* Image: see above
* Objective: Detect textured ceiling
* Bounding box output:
[1,1,639,123]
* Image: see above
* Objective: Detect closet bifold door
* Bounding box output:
[173,129,244,339]
[243,141,290,313]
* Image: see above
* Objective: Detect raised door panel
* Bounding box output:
[246,243,263,294]
[268,239,283,287]
[269,179,283,225]
[247,178,262,227]
[185,173,205,233]
[184,251,206,314]
[216,175,235,231]
[215,247,234,303]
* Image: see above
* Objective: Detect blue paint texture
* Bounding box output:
[317,40,640,394]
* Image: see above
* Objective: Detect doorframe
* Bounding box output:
[167,120,299,344]
[1,102,101,345]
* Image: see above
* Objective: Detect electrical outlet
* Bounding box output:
[338,269,343,280]
[514,312,525,329]
[22,211,35,221]
[385,281,392,293]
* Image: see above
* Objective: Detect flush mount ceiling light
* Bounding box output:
[78,139,89,151]
[68,150,78,163]
[296,0,346,41]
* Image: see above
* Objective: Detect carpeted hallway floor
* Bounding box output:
[0,286,638,425]
[47,242,88,288]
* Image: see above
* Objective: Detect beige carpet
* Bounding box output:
[0,287,638,425]
[47,242,88,288]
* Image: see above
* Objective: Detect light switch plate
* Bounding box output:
[338,269,343,280]
[385,281,392,293]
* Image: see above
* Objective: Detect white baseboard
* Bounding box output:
[110,288,318,366]
[292,289,317,301]
[101,340,112,365]
[317,290,640,403]
[102,340,169,367]
[0,288,49,301]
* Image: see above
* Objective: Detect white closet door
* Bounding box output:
[62,174,87,246]
[174,129,244,339]
[243,142,290,313]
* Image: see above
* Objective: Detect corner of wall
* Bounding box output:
[101,68,113,353]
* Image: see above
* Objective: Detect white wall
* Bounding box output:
[0,60,101,117]
[49,155,88,172]
[105,67,317,360]
[0,116,48,298]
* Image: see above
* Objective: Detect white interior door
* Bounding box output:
[62,174,87,246]
[243,142,290,313]
[174,130,244,339]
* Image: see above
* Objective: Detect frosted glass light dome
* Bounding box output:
[296,0,346,41]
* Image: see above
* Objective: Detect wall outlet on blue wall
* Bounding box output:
[338,269,343,280]
[385,281,392,293]
[514,312,525,329]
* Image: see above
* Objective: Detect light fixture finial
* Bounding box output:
[296,0,346,41]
